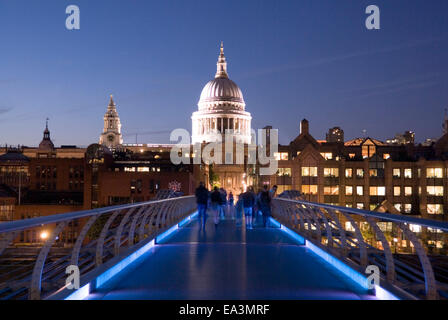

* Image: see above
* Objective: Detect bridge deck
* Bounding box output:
[87,216,375,300]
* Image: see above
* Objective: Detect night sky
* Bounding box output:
[0,0,447,147]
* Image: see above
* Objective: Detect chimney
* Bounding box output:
[300,119,309,135]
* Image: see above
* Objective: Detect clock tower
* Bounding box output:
[99,95,123,149]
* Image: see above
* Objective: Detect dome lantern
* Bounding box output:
[215,41,228,79]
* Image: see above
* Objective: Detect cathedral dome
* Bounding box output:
[199,78,245,105]
[192,43,252,145]
[197,43,246,111]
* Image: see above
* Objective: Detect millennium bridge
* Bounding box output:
[0,192,447,300]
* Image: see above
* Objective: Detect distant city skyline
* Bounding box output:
[1,0,447,147]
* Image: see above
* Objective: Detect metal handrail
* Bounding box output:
[273,197,448,300]
[277,198,448,232]
[0,197,194,234]
[0,196,197,300]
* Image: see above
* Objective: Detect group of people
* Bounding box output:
[237,185,278,229]
[195,182,278,230]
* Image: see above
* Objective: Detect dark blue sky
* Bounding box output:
[0,0,447,146]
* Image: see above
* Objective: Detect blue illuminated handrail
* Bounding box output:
[0,195,197,300]
[273,197,447,300]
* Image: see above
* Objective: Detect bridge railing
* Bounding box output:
[0,196,196,300]
[272,197,448,300]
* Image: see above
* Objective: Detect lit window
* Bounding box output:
[345,186,353,196]
[356,169,364,178]
[404,204,412,213]
[345,222,355,232]
[404,187,412,196]
[324,168,339,177]
[302,167,318,177]
[393,168,400,178]
[427,186,443,196]
[428,227,443,233]
[427,168,443,178]
[320,153,333,160]
[356,186,364,196]
[296,151,301,157]
[394,186,401,196]
[362,144,376,158]
[427,240,443,249]
[324,186,339,195]
[345,168,353,178]
[369,186,386,196]
[349,153,356,159]
[383,153,390,160]
[404,169,412,178]
[125,167,136,172]
[274,152,289,161]
[277,168,292,177]
[394,203,402,212]
[356,203,364,209]
[427,204,443,215]
[377,222,393,232]
[409,224,421,233]
[302,185,318,195]
[369,169,378,177]
[137,167,150,172]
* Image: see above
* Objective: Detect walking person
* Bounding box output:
[219,188,227,220]
[242,187,256,229]
[269,185,278,200]
[259,185,272,228]
[195,182,209,230]
[228,192,234,219]
[210,187,221,227]
[235,193,243,227]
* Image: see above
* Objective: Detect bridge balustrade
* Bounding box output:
[0,196,196,300]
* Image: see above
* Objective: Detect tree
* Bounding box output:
[209,165,220,188]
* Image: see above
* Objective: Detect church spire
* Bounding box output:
[215,41,228,79]
[108,94,116,108]
[100,94,123,148]
[44,118,50,138]
[39,117,54,151]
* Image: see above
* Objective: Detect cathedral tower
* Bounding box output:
[99,95,123,149]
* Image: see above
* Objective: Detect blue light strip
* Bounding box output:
[156,225,179,244]
[95,239,156,289]
[178,211,198,227]
[305,240,369,290]
[271,217,399,300]
[64,211,198,300]
[269,217,305,244]
[375,284,399,300]
[65,283,91,301]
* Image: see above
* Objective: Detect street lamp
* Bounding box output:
[40,231,49,240]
